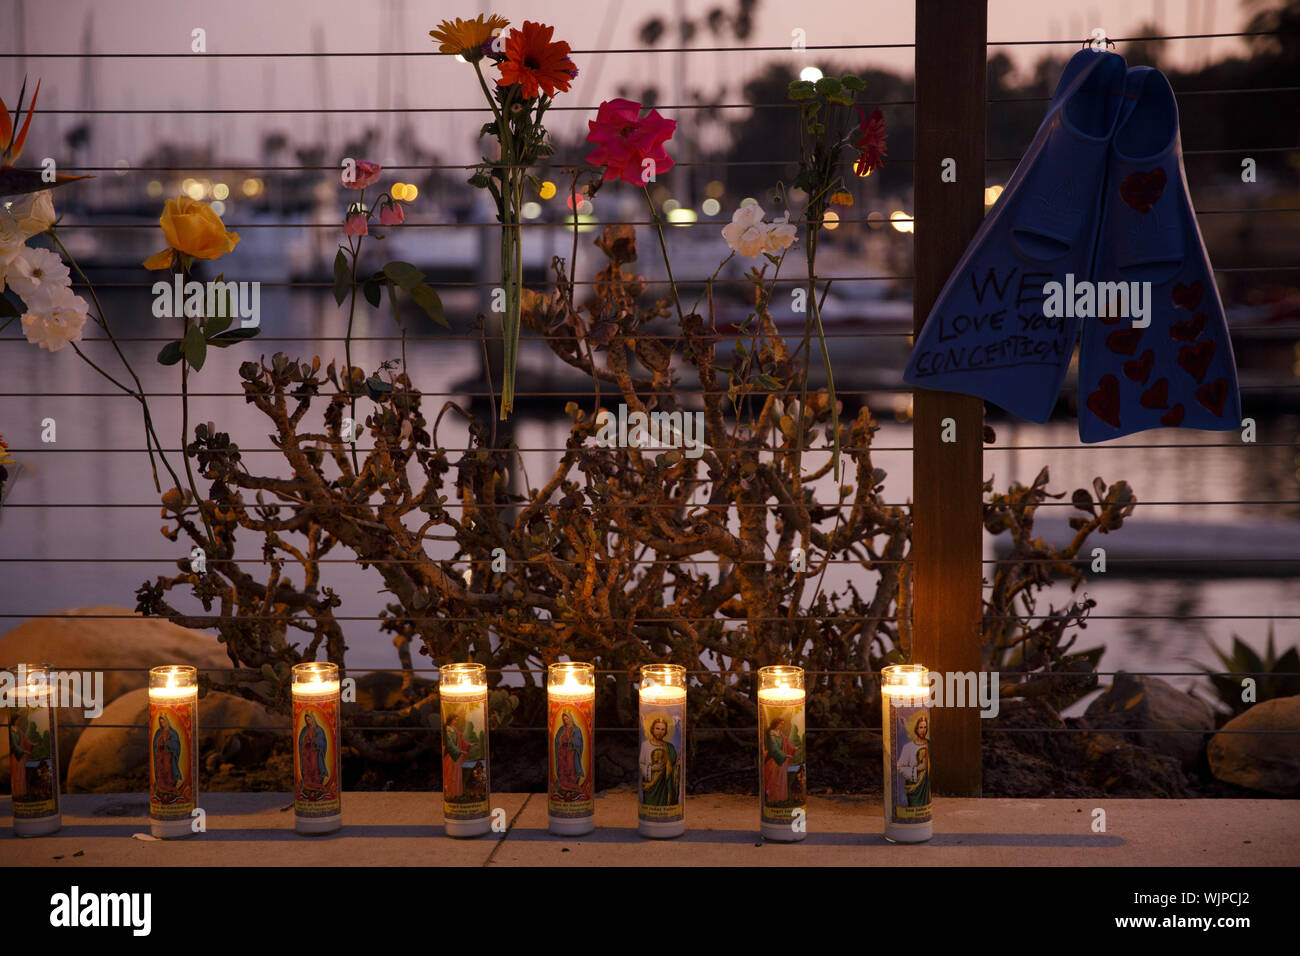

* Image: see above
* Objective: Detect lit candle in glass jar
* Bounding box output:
[637,663,686,838]
[148,665,199,839]
[291,662,342,835]
[756,665,806,842]
[881,663,933,843]
[547,662,595,836]
[8,664,62,837]
[438,663,491,838]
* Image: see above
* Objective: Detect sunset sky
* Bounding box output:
[4,0,1254,169]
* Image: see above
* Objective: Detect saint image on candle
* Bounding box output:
[442,711,486,803]
[894,710,931,810]
[8,708,55,807]
[151,714,183,800]
[639,713,681,807]
[762,712,804,808]
[552,710,587,799]
[297,711,330,797]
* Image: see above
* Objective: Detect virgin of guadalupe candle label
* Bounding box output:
[759,699,805,827]
[149,697,197,821]
[441,691,489,821]
[638,701,684,824]
[7,704,59,820]
[548,695,594,819]
[885,698,932,824]
[294,693,341,818]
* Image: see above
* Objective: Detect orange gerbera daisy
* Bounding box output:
[430,14,509,60]
[497,21,576,100]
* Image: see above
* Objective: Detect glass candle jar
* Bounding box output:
[637,663,687,838]
[291,662,342,835]
[756,665,806,842]
[148,664,199,839]
[547,662,596,836]
[881,663,932,843]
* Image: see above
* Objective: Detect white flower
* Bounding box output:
[5,246,72,306]
[0,190,56,249]
[721,203,798,258]
[721,203,770,258]
[21,284,89,352]
[764,212,797,253]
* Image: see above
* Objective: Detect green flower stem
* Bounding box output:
[344,229,362,471]
[642,185,686,327]
[50,231,181,495]
[178,260,216,548]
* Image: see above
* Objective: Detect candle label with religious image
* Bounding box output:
[758,697,806,828]
[884,695,932,824]
[149,695,197,821]
[441,689,490,823]
[638,698,685,824]
[548,694,594,819]
[8,702,59,821]
[293,692,341,818]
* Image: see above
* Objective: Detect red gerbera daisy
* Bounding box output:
[497,21,576,100]
[854,107,888,177]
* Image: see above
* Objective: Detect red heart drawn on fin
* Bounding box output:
[1106,328,1143,356]
[1177,340,1216,383]
[1123,350,1154,384]
[1171,312,1208,341]
[1172,281,1203,311]
[1086,374,1122,428]
[1161,404,1185,426]
[1140,378,1170,409]
[1120,168,1167,213]
[1196,378,1229,416]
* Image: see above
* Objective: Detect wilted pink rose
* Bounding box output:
[378,202,406,226]
[343,211,369,236]
[341,160,382,190]
[584,98,676,187]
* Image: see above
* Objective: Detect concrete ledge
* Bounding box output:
[3,792,1297,866]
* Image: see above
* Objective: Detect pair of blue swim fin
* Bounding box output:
[903,49,1242,442]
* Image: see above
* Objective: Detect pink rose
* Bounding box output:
[584,98,676,187]
[341,160,382,190]
[378,202,406,226]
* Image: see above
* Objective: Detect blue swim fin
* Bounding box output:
[1076,66,1243,441]
[903,49,1128,422]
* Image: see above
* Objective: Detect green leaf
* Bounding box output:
[842,75,865,91]
[382,260,425,291]
[410,283,447,327]
[332,248,351,306]
[207,327,261,348]
[787,80,816,101]
[813,77,842,96]
[362,277,382,308]
[203,311,233,337]
[157,340,184,366]
[182,323,207,371]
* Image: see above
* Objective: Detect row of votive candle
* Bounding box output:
[6,661,933,844]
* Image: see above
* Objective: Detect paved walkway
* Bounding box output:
[3,791,1297,866]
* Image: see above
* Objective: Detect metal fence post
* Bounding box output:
[912,0,987,796]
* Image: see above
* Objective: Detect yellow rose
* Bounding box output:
[143,196,239,270]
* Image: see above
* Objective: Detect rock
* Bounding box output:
[354,670,435,711]
[1208,695,1300,795]
[66,688,288,793]
[1083,672,1215,770]
[0,606,232,784]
